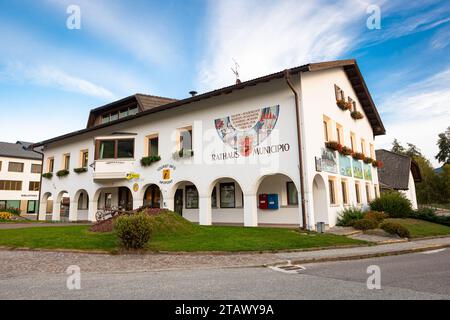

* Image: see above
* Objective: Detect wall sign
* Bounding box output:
[214,105,283,158]
[320,148,337,174]
[126,172,140,180]
[352,159,364,179]
[133,183,139,192]
[364,163,373,181]
[157,164,176,184]
[339,154,352,177]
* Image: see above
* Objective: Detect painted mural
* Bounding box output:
[364,163,372,181]
[339,154,352,177]
[321,148,338,174]
[215,105,280,157]
[352,159,364,179]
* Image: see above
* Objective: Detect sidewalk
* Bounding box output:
[271,237,450,265]
[0,222,91,230]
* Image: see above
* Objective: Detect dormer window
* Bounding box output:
[101,105,139,125]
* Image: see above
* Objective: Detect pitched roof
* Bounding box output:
[375,149,422,190]
[0,141,42,160]
[32,59,385,148]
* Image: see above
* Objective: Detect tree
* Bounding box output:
[391,139,406,154]
[436,127,450,164]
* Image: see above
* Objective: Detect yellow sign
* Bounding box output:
[162,169,171,180]
[133,183,139,192]
[126,173,140,180]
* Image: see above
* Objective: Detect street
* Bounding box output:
[0,248,449,299]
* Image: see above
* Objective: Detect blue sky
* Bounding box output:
[0,0,449,166]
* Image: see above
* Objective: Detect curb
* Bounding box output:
[265,244,450,267]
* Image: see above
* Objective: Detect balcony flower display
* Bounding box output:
[73,167,88,174]
[363,157,374,164]
[140,155,161,167]
[325,141,341,151]
[56,169,70,177]
[352,152,365,161]
[339,146,353,156]
[42,172,53,179]
[351,111,364,120]
[336,100,350,111]
[372,160,383,168]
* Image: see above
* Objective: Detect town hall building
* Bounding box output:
[32,59,385,229]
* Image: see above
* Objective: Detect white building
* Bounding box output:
[32,59,385,229]
[0,141,43,215]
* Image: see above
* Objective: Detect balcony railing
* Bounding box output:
[93,159,135,180]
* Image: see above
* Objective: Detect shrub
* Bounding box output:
[380,221,411,238]
[0,212,13,220]
[412,207,450,227]
[140,155,161,167]
[364,211,389,222]
[352,218,379,231]
[113,213,153,249]
[4,207,21,215]
[42,172,53,179]
[73,167,88,173]
[370,191,413,218]
[337,207,365,226]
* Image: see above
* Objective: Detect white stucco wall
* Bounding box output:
[400,171,418,209]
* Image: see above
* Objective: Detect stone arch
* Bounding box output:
[39,192,53,221]
[169,180,200,221]
[54,190,70,221]
[142,184,163,208]
[71,189,89,221]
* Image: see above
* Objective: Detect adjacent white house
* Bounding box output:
[32,59,386,229]
[0,141,43,215]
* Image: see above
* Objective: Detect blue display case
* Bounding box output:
[267,194,279,210]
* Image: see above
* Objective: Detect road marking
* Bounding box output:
[420,248,446,255]
[269,262,306,274]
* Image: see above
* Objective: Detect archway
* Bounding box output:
[54,191,70,221]
[255,173,301,226]
[94,186,133,212]
[208,177,245,225]
[312,174,328,226]
[170,181,199,221]
[143,184,162,208]
[73,189,89,221]
[39,192,53,221]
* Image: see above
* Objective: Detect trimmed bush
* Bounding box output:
[352,218,379,231]
[113,213,153,249]
[337,207,365,227]
[364,211,389,223]
[380,221,411,238]
[370,191,413,218]
[412,207,450,227]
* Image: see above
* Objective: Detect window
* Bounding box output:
[287,182,298,205]
[147,135,159,157]
[334,85,344,101]
[78,193,88,210]
[31,164,42,174]
[360,138,366,155]
[80,150,89,168]
[328,178,337,205]
[211,186,217,208]
[6,200,20,210]
[27,200,37,214]
[341,180,349,205]
[0,180,22,191]
[220,182,235,208]
[104,193,112,208]
[355,182,361,204]
[96,139,135,160]
[102,114,110,124]
[48,158,54,173]
[185,185,199,209]
[323,116,331,142]
[179,127,193,151]
[350,132,356,151]
[336,123,343,144]
[63,154,71,170]
[0,161,2,171]
[374,184,379,199]
[370,144,375,159]
[101,105,139,124]
[366,183,371,202]
[8,162,24,172]
[29,181,40,191]
[0,200,5,210]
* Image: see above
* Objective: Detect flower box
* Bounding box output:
[173,149,194,160]
[140,155,161,167]
[42,172,53,179]
[352,152,365,161]
[351,111,364,120]
[73,167,88,174]
[56,169,70,177]
[340,146,353,156]
[372,160,383,168]
[363,157,374,164]
[325,141,341,151]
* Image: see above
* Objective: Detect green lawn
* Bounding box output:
[386,218,450,238]
[0,224,366,253]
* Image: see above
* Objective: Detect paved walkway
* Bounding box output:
[0,222,91,230]
[1,237,449,276]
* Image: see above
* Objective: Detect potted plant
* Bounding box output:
[372,160,383,168]
[325,141,341,151]
[352,152,365,161]
[73,167,88,174]
[140,155,161,167]
[42,172,53,179]
[56,169,70,177]
[172,149,194,159]
[340,146,353,156]
[364,157,374,164]
[351,111,364,120]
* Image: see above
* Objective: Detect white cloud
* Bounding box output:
[197,0,368,91]
[377,68,450,166]
[1,62,115,100]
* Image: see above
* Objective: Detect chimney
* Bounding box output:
[236,79,241,84]
[189,91,198,97]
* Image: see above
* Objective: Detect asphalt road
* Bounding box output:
[1,249,449,300]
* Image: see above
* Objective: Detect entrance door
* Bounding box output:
[118,187,133,211]
[174,189,183,215]
[143,185,161,208]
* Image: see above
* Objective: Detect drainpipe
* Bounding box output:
[29,145,45,221]
[284,70,307,230]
